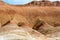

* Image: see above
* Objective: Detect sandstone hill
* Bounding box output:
[0,1,60,27]
[0,1,60,40]
[0,2,60,39]
[25,1,60,6]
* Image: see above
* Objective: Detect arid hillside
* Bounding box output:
[0,1,60,40]
[25,1,60,6]
[0,1,60,27]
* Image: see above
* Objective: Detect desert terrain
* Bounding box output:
[0,1,60,40]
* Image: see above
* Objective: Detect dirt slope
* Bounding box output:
[0,1,60,27]
[1,1,60,40]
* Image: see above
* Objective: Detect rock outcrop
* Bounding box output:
[0,23,50,40]
[25,1,60,6]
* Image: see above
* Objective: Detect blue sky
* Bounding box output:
[2,0,60,5]
[3,0,33,5]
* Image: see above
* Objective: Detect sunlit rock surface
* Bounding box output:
[0,24,50,40]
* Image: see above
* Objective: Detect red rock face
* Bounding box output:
[0,1,60,27]
[0,1,60,40]
[25,1,60,6]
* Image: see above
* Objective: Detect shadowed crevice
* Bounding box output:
[33,19,44,30]
[2,21,10,26]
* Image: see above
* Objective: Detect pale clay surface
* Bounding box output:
[0,24,51,40]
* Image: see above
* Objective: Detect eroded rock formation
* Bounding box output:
[25,1,60,6]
